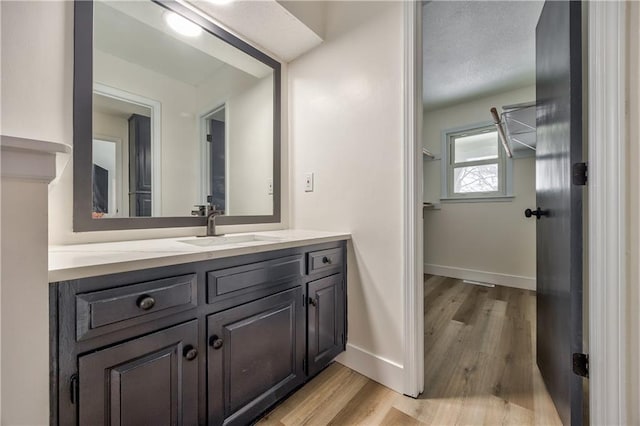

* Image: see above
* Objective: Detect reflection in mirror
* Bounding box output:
[93,91,154,218]
[91,0,274,219]
[204,105,226,213]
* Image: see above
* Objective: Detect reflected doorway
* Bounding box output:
[204,105,227,214]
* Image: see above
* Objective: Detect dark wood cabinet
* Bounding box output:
[77,320,199,426]
[207,287,304,425]
[51,241,346,426]
[128,113,152,217]
[307,274,345,377]
[75,273,197,341]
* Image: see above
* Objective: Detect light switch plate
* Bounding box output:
[267,179,273,195]
[304,173,314,192]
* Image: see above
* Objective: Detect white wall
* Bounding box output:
[1,2,70,422]
[226,75,274,215]
[289,1,406,391]
[423,85,537,289]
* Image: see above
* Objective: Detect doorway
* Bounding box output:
[408,1,636,424]
[200,105,228,213]
[420,1,583,424]
[91,137,123,217]
[93,84,162,216]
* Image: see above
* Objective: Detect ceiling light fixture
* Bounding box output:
[164,11,202,37]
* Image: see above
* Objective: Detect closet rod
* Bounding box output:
[490,107,513,158]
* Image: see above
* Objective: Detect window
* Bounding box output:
[441,123,512,200]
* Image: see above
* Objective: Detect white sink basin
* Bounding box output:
[178,234,285,247]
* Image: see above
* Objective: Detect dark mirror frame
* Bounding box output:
[73,0,281,232]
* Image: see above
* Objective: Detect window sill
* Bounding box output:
[440,195,514,204]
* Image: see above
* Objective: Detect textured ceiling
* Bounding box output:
[423,1,544,110]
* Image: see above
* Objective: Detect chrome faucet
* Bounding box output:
[207,206,224,236]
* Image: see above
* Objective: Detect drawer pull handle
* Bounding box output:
[183,345,198,361]
[322,256,331,264]
[210,335,224,350]
[137,295,156,311]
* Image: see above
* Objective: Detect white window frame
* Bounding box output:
[440,122,513,202]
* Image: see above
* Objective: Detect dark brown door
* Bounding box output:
[78,320,199,426]
[209,118,226,213]
[307,274,345,377]
[207,287,304,426]
[535,2,584,425]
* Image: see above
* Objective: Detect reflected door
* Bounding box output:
[128,114,152,217]
[209,117,226,213]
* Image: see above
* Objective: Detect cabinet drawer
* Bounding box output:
[207,255,303,305]
[307,248,343,275]
[76,274,197,341]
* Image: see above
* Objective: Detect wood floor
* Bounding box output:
[257,276,562,426]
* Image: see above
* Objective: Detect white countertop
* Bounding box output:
[48,229,351,282]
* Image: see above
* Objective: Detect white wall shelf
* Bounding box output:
[1,135,71,183]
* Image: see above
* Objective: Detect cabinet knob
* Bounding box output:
[322,256,331,264]
[308,297,317,307]
[183,345,198,361]
[136,295,156,310]
[210,335,224,350]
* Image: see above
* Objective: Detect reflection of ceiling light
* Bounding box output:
[164,11,202,37]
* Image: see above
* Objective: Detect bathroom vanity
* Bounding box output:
[48,1,347,423]
[49,231,349,425]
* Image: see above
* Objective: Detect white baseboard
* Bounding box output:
[424,263,536,291]
[335,343,404,394]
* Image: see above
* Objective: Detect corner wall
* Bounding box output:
[1,2,71,423]
[288,1,406,391]
[423,86,537,289]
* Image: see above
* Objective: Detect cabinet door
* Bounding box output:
[128,113,152,217]
[207,287,304,426]
[307,274,345,377]
[78,320,198,426]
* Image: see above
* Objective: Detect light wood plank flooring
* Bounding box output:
[257,276,562,425]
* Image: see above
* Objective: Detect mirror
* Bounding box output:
[74,0,281,231]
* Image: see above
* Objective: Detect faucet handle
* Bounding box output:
[206,196,225,214]
[191,205,207,216]
[207,204,225,216]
